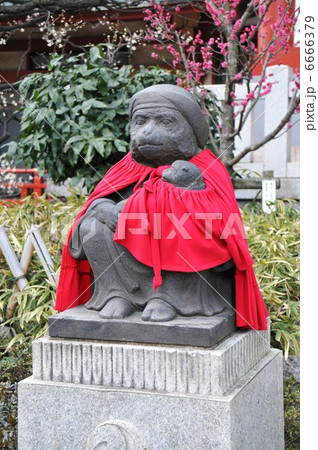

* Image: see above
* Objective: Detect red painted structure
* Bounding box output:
[253,0,299,74]
[0,168,47,200]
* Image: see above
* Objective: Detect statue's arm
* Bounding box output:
[88,198,127,231]
[69,198,127,260]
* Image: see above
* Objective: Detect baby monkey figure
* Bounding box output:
[162,160,206,190]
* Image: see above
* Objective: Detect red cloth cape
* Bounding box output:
[55,149,268,330]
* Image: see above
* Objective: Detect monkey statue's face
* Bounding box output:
[130,107,200,167]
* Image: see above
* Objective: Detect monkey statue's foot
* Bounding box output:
[142,298,177,322]
[99,297,135,319]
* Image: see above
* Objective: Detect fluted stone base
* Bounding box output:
[18,328,284,449]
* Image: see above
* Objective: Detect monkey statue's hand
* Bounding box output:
[162,160,206,190]
[88,198,128,232]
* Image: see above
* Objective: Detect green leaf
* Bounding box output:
[91,100,108,109]
[6,141,18,156]
[90,46,101,62]
[114,139,127,153]
[84,144,95,164]
[106,99,123,109]
[92,138,105,156]
[46,109,56,125]
[82,80,98,91]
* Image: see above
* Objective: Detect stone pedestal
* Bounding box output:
[48,305,236,348]
[18,326,284,449]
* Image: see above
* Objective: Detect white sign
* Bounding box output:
[262,179,276,213]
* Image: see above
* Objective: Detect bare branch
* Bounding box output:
[0,13,48,32]
[0,0,145,32]
[230,52,272,140]
[235,0,257,33]
[0,110,18,145]
[0,81,20,91]
[229,91,300,166]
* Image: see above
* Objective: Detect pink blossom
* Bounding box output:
[259,5,266,15]
[177,78,183,86]
[203,61,213,70]
[235,73,242,81]
[221,61,228,68]
[233,19,242,32]
[246,91,255,100]
[240,33,247,44]
[259,89,271,97]
[151,52,159,59]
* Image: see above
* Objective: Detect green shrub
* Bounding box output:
[0,193,84,351]
[7,46,220,190]
[242,200,300,358]
[284,376,300,449]
[0,382,18,449]
[0,196,300,448]
[0,347,32,449]
[7,48,176,189]
[0,196,299,358]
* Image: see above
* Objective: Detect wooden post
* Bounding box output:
[5,235,34,319]
[29,225,59,286]
[0,226,29,291]
[0,225,58,318]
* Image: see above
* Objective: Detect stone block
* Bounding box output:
[18,349,284,450]
[32,325,269,397]
[48,305,236,348]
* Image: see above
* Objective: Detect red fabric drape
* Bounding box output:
[55,149,268,330]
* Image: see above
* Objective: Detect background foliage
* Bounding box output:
[7,47,176,189]
[284,375,300,450]
[6,46,219,189]
[0,196,299,355]
[242,199,300,358]
[0,195,299,448]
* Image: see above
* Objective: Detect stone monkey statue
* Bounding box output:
[68,85,235,322]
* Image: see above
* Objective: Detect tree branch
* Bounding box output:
[0,0,145,32]
[0,13,48,32]
[228,91,300,167]
[0,110,18,145]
